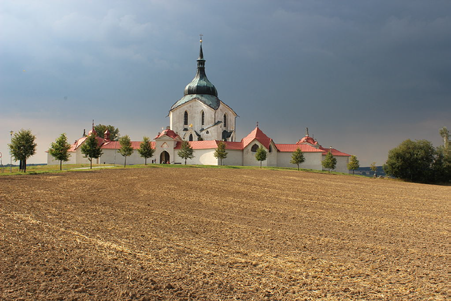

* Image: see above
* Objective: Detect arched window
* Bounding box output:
[184,111,188,126]
[223,114,227,127]
[251,144,259,152]
[201,111,205,126]
[269,145,272,153]
[189,134,193,141]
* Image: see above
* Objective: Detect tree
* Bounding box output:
[255,146,267,168]
[383,139,436,183]
[178,141,194,165]
[214,141,228,165]
[439,126,450,153]
[81,132,103,169]
[370,162,377,177]
[94,124,120,141]
[8,129,37,173]
[49,133,71,170]
[347,155,360,175]
[290,147,305,171]
[431,148,451,183]
[322,150,337,173]
[138,137,154,165]
[118,135,134,167]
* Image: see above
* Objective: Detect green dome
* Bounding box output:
[183,43,218,97]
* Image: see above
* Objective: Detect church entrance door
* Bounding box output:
[160,151,170,164]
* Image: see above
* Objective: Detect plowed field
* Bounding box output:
[1,167,449,300]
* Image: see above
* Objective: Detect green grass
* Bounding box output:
[0,162,365,177]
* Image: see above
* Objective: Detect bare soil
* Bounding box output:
[0,167,449,300]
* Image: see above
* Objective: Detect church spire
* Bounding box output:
[183,36,218,97]
[198,34,204,60]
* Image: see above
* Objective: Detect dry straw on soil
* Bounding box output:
[1,168,449,300]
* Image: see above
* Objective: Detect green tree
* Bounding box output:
[81,132,103,169]
[49,133,71,170]
[178,141,194,165]
[383,139,436,183]
[118,135,134,167]
[322,150,337,173]
[255,146,267,168]
[138,137,154,165]
[347,155,360,175]
[290,147,305,170]
[8,129,37,173]
[214,141,228,165]
[439,126,450,153]
[94,124,120,141]
[431,148,451,183]
[370,162,377,177]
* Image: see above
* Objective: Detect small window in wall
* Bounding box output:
[201,111,205,125]
[223,114,227,127]
[184,111,188,126]
[269,145,272,153]
[189,134,193,141]
[251,144,259,152]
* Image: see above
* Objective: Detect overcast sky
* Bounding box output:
[1,0,450,166]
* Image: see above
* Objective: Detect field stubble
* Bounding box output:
[0,168,449,300]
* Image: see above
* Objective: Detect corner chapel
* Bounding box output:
[48,38,351,172]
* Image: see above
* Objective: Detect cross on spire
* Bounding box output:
[199,34,203,43]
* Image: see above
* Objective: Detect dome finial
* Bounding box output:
[198,34,204,60]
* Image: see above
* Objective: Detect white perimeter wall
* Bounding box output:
[277,152,323,170]
[222,149,242,166]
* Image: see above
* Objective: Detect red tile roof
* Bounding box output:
[223,141,243,150]
[101,141,142,150]
[319,147,351,157]
[276,144,323,153]
[69,136,105,152]
[155,129,180,140]
[242,126,273,149]
[297,135,319,146]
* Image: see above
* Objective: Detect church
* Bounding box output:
[47,39,351,172]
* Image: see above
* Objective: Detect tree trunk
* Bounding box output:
[145,158,147,165]
[124,157,127,168]
[60,160,62,170]
[23,159,27,173]
[90,158,93,169]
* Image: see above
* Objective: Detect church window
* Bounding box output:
[201,111,205,125]
[223,114,227,127]
[184,111,188,126]
[251,144,259,152]
[189,134,193,141]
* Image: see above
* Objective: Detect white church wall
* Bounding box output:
[243,141,267,167]
[99,149,145,165]
[189,149,218,165]
[222,149,242,166]
[47,151,77,165]
[213,103,236,141]
[170,100,217,140]
[320,155,349,173]
[266,142,278,167]
[277,152,323,170]
[334,156,350,173]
